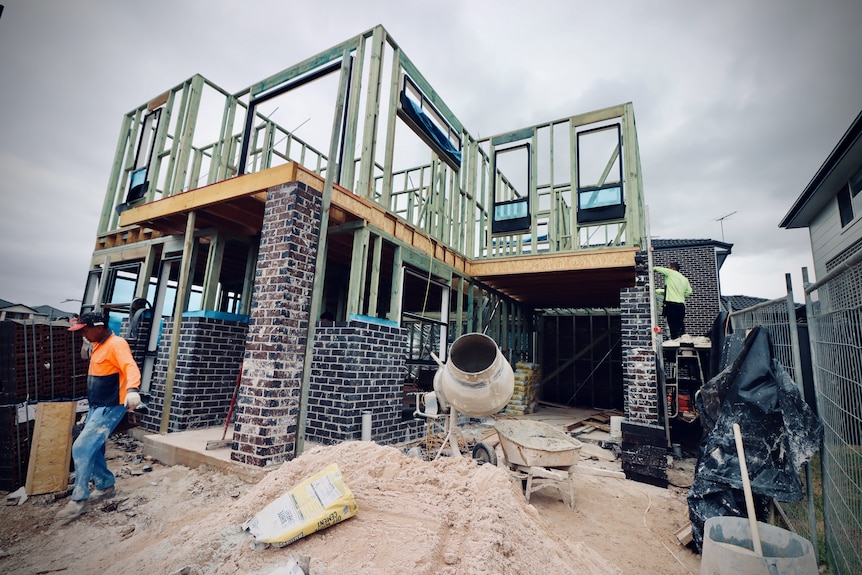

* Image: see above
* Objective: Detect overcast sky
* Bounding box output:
[1,0,860,311]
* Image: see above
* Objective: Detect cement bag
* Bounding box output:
[242,463,357,546]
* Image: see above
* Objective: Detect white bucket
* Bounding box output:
[433,333,514,417]
[609,416,623,442]
[700,516,817,575]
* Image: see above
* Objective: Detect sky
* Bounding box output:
[1,0,860,311]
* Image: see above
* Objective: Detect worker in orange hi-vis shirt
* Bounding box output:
[56,310,142,524]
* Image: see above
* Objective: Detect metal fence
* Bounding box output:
[803,251,862,575]
[728,274,818,560]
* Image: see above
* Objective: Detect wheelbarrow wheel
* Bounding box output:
[472,442,497,466]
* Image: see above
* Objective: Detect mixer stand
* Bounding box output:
[432,407,463,460]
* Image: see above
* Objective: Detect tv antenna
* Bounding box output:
[716,211,737,241]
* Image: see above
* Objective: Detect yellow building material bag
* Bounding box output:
[242,463,358,546]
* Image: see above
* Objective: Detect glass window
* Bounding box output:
[579,185,622,210]
[849,166,862,197]
[837,185,853,227]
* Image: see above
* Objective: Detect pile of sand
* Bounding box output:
[107,441,620,575]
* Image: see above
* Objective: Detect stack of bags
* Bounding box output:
[505,362,541,415]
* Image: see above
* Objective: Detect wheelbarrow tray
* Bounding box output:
[494,419,583,468]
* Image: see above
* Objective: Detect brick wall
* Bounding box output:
[653,246,721,338]
[143,313,248,432]
[231,181,322,467]
[308,318,423,446]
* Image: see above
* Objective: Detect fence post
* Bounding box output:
[787,271,819,561]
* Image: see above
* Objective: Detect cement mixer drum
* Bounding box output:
[433,333,515,417]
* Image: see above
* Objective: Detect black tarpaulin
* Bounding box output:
[687,326,823,551]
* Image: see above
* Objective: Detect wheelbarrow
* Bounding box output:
[491,419,584,509]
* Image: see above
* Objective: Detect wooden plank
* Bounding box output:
[25,402,77,495]
[580,442,618,462]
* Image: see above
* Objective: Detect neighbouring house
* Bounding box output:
[651,238,732,338]
[0,301,75,322]
[780,109,862,276]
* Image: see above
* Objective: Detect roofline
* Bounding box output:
[652,239,733,252]
[780,109,862,228]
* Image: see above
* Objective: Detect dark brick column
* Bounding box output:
[621,251,659,423]
[231,181,322,467]
[620,251,668,487]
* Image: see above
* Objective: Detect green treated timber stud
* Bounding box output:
[162,82,191,198]
[380,45,402,208]
[368,233,383,316]
[340,30,367,191]
[250,32,366,97]
[357,26,385,198]
[388,245,403,322]
[99,113,134,235]
[172,75,204,196]
[160,211,196,434]
[146,87,177,203]
[295,49,352,458]
[202,232,225,310]
[239,239,258,317]
[347,225,370,316]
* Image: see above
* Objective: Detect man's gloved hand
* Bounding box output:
[124,390,142,411]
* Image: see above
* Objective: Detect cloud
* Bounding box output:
[1,0,860,308]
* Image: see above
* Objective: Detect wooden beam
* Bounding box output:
[470,247,636,277]
[119,162,322,228]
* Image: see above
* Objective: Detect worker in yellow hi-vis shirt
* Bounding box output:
[654,262,692,340]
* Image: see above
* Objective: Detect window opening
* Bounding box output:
[492,142,531,235]
[577,124,624,223]
[397,74,461,171]
[238,60,344,177]
[101,263,142,333]
[126,108,161,205]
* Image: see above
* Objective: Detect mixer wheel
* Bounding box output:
[472,442,497,466]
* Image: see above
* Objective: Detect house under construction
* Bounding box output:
[76,25,671,480]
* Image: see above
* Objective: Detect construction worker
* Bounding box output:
[56,311,142,523]
[654,262,692,339]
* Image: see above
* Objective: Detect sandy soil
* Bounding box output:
[0,432,701,575]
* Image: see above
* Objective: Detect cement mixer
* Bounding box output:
[418,332,515,459]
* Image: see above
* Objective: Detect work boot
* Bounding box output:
[89,485,115,504]
[56,499,87,523]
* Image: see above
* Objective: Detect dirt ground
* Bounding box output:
[0,431,702,575]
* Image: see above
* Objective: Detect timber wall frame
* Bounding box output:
[96,25,646,264]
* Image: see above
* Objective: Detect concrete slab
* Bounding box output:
[137,426,270,483]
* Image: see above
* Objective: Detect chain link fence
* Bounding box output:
[803,252,862,575]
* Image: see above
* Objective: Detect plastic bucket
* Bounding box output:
[700,516,817,575]
[433,333,514,417]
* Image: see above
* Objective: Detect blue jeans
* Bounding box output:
[70,405,127,502]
